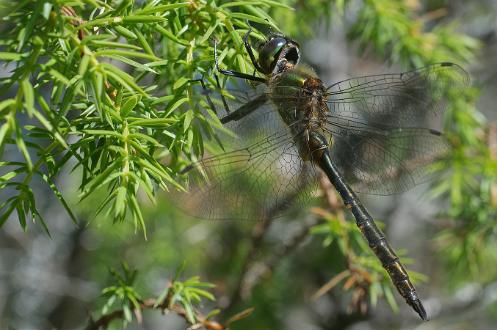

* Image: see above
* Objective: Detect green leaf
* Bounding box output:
[0,199,16,227]
[129,133,162,147]
[32,109,69,149]
[80,160,123,197]
[133,156,178,188]
[120,96,139,117]
[0,52,23,61]
[135,3,190,15]
[114,186,127,218]
[95,49,161,61]
[173,77,189,90]
[48,69,70,86]
[145,60,169,68]
[40,173,77,225]
[0,99,16,115]
[102,54,158,74]
[128,117,175,127]
[78,54,91,76]
[183,301,196,324]
[31,204,51,237]
[183,110,193,132]
[101,62,147,96]
[21,79,35,117]
[129,194,146,238]
[164,97,189,116]
[14,121,32,170]
[187,287,215,301]
[0,167,25,183]
[133,29,155,56]
[89,40,142,50]
[122,15,167,23]
[154,285,170,308]
[123,304,132,322]
[16,203,27,231]
[154,25,189,46]
[84,129,123,138]
[130,172,155,203]
[383,286,399,314]
[229,12,273,25]
[114,25,138,39]
[41,2,53,20]
[0,121,12,151]
[17,0,42,51]
[151,94,175,105]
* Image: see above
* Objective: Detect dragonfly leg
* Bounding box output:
[214,74,231,114]
[189,76,267,124]
[220,93,267,124]
[188,78,220,115]
[189,75,240,118]
[242,26,265,73]
[318,149,428,321]
[214,39,267,83]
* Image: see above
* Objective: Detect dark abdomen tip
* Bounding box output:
[409,298,428,321]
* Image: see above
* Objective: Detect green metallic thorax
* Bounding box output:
[267,64,331,161]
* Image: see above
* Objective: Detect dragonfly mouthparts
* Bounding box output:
[409,298,428,321]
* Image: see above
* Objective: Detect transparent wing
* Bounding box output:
[322,62,468,194]
[324,116,448,195]
[181,94,318,221]
[190,82,278,148]
[326,62,469,129]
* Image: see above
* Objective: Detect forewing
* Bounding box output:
[326,62,469,130]
[324,63,467,194]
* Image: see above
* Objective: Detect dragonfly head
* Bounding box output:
[258,35,300,75]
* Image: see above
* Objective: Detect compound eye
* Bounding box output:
[258,37,287,73]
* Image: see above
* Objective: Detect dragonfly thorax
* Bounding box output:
[302,76,326,103]
[269,66,329,126]
[267,66,331,162]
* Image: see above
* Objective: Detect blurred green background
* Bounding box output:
[1,0,496,329]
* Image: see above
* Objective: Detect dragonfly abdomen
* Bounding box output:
[317,149,428,320]
[358,217,427,319]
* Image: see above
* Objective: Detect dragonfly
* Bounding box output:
[181,30,469,320]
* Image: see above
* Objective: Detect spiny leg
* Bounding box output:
[220,93,267,124]
[214,74,231,115]
[188,78,220,115]
[188,76,267,125]
[214,39,267,83]
[242,26,264,73]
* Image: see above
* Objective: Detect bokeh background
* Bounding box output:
[1,1,497,329]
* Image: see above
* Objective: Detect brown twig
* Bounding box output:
[311,270,350,300]
[86,310,124,330]
[61,5,86,40]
